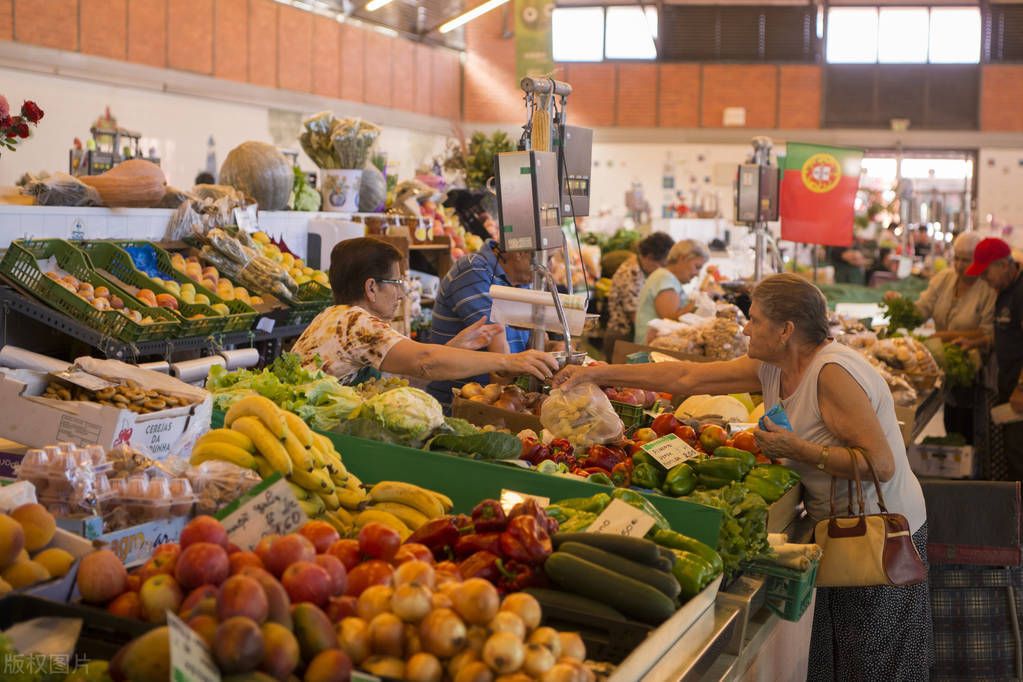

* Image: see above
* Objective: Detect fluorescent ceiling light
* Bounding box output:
[439,0,511,33]
[366,0,394,11]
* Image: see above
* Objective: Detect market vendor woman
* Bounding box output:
[292,238,559,385]
[554,273,931,681]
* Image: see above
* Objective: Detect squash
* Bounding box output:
[219,141,292,211]
[79,159,166,207]
[359,165,387,212]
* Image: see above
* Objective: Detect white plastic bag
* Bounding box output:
[540,383,623,447]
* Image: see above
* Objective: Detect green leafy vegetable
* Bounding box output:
[880,296,924,335]
[941,343,977,389]
[427,431,523,460]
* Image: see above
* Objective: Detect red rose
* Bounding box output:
[20,100,43,123]
[0,114,11,130]
[15,121,29,138]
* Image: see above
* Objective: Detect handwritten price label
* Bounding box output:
[500,489,550,514]
[221,476,307,550]
[641,434,701,470]
[168,611,220,682]
[586,498,656,538]
[101,517,187,566]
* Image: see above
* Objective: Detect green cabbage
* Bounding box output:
[353,387,444,446]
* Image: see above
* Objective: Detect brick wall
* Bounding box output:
[981,65,1023,132]
[1,0,458,120]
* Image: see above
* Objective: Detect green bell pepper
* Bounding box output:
[742,474,786,503]
[558,511,597,532]
[662,463,696,497]
[751,463,801,489]
[632,462,666,490]
[650,528,723,574]
[557,493,612,514]
[610,488,670,531]
[631,450,665,470]
[693,457,747,488]
[713,446,756,470]
[587,473,613,487]
[543,505,575,524]
[669,549,717,599]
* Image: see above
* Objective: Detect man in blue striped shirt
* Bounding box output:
[427,240,534,406]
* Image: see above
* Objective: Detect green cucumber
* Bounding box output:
[521,587,627,621]
[544,552,677,625]
[552,532,662,565]
[654,555,675,573]
[559,542,681,600]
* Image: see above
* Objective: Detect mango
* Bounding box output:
[291,603,336,661]
[215,616,265,674]
[259,621,300,681]
[0,513,26,570]
[34,547,74,578]
[110,626,171,682]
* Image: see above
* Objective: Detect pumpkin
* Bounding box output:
[359,165,387,212]
[219,141,292,211]
[79,159,166,207]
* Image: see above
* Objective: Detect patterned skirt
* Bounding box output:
[808,522,934,681]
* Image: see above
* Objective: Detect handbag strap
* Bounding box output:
[828,447,865,516]
[851,446,889,513]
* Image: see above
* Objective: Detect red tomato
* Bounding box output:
[358,523,401,561]
[393,543,434,565]
[344,559,394,597]
[326,538,362,571]
[673,424,697,443]
[651,414,681,437]
[733,430,759,454]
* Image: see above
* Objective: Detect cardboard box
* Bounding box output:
[894,386,944,447]
[451,394,543,433]
[909,444,976,479]
[767,483,803,534]
[610,341,714,366]
[0,363,211,459]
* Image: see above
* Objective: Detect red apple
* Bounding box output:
[77,549,128,604]
[325,539,361,572]
[651,413,680,437]
[136,551,177,583]
[265,534,316,577]
[180,516,229,551]
[229,551,264,574]
[299,521,340,554]
[107,591,142,619]
[699,424,729,452]
[253,534,280,565]
[218,574,269,623]
[176,542,230,590]
[139,574,184,623]
[152,542,181,562]
[125,575,141,593]
[314,554,348,596]
[281,561,331,607]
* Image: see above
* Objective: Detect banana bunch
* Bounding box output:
[352,481,454,542]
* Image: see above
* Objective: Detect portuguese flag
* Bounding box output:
[779,142,863,247]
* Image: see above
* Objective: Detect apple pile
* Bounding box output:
[78,514,591,681]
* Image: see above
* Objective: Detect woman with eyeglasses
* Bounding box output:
[292,238,559,386]
[884,231,996,442]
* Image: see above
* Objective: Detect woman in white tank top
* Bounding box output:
[554,273,933,681]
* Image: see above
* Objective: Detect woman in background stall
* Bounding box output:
[632,239,709,344]
[603,232,675,358]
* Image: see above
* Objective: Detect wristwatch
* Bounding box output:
[817,445,831,471]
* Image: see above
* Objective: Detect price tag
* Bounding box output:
[168,611,221,682]
[220,476,308,550]
[500,489,550,513]
[641,434,701,470]
[233,206,258,233]
[50,369,117,392]
[586,498,656,538]
[255,316,275,333]
[100,517,187,566]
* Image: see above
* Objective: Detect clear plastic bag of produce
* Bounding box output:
[186,459,263,515]
[540,383,624,447]
[22,172,101,206]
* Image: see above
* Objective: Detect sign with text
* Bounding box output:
[102,516,187,565]
[218,475,307,551]
[168,611,220,682]
[641,434,701,470]
[500,489,550,513]
[586,498,656,538]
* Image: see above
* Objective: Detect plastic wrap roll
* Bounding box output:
[488,285,586,335]
[171,356,227,383]
[488,285,585,310]
[219,348,260,370]
[137,361,171,374]
[0,346,71,373]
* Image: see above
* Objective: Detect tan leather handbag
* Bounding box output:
[814,448,926,587]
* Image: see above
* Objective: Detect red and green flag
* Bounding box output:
[779,142,863,247]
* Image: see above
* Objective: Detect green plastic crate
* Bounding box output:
[108,241,257,334]
[611,400,647,430]
[741,559,819,622]
[0,239,180,343]
[79,241,229,338]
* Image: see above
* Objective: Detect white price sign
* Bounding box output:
[641,434,701,470]
[500,489,550,513]
[220,476,308,551]
[168,611,220,682]
[586,498,656,538]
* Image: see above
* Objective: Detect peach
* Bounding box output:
[254,534,279,565]
[155,293,178,310]
[136,288,157,305]
[230,551,265,574]
[179,584,220,617]
[107,591,142,620]
[77,549,128,604]
[314,554,347,597]
[299,521,340,555]
[180,516,228,551]
[2,560,49,588]
[125,575,141,593]
[218,574,269,623]
[10,503,55,552]
[0,513,26,571]
[188,614,219,650]
[265,534,315,577]
[259,621,300,681]
[281,561,331,607]
[304,649,353,682]
[176,542,229,590]
[139,574,184,624]
[152,542,181,561]
[32,547,74,578]
[325,595,358,623]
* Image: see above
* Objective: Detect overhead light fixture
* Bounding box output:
[366,0,393,10]
[439,0,510,33]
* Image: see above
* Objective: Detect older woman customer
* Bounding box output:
[632,239,710,344]
[555,273,931,681]
[292,238,559,385]
[604,232,675,357]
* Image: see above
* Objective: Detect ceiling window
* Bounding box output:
[878,8,929,63]
[552,7,605,62]
[929,8,981,63]
[826,8,878,63]
[604,7,658,60]
[827,6,981,64]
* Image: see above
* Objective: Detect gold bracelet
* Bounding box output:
[816,445,831,471]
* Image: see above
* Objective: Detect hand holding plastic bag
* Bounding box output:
[540,383,623,447]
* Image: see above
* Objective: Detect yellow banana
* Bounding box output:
[370,502,429,530]
[337,488,367,511]
[197,428,255,453]
[231,417,291,476]
[189,442,256,470]
[316,490,340,511]
[298,496,325,517]
[344,473,364,492]
[355,509,411,541]
[313,432,338,457]
[253,455,275,479]
[283,430,315,472]
[289,466,332,493]
[332,506,355,527]
[427,490,454,513]
[318,447,349,480]
[368,481,444,519]
[287,481,309,500]
[307,444,327,469]
[282,410,313,448]
[321,511,351,535]
[224,395,285,438]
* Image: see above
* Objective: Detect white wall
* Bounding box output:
[977,148,1023,246]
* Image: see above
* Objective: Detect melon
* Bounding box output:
[750,402,766,422]
[219,141,292,211]
[676,394,751,422]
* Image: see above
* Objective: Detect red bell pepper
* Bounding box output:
[545,515,560,536]
[470,499,508,533]
[520,439,550,465]
[497,560,550,594]
[454,532,503,559]
[457,550,502,583]
[499,516,552,564]
[550,438,574,459]
[406,517,459,558]
[508,499,546,526]
[611,461,632,487]
[583,466,612,477]
[578,444,621,472]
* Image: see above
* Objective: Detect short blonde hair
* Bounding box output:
[666,239,710,264]
[752,273,830,345]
